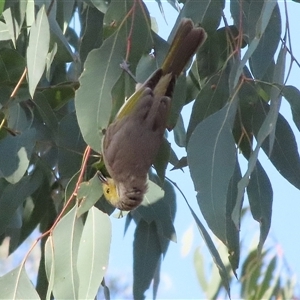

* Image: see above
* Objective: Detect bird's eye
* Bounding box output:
[106,188,110,194]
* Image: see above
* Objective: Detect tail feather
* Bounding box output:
[162,18,207,77]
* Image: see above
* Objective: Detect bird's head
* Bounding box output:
[98,172,119,205]
[98,172,145,211]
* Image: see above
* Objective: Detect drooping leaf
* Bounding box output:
[186,201,231,297]
[282,85,300,131]
[0,48,26,84]
[247,161,273,253]
[0,128,36,184]
[75,36,125,150]
[44,236,55,300]
[77,173,104,217]
[167,74,186,129]
[26,5,50,97]
[48,15,75,63]
[34,92,59,137]
[153,138,171,185]
[133,177,177,251]
[9,169,51,254]
[0,21,10,41]
[0,168,42,235]
[256,255,277,299]
[38,85,75,111]
[46,43,58,80]
[91,0,111,13]
[75,1,150,152]
[249,4,281,79]
[2,7,21,47]
[173,113,186,148]
[44,205,83,299]
[7,103,33,133]
[79,5,104,64]
[171,0,223,35]
[234,82,288,228]
[230,0,279,84]
[252,100,300,190]
[186,70,230,143]
[188,99,238,244]
[226,159,241,274]
[77,207,111,299]
[0,265,40,299]
[133,220,161,299]
[268,45,286,153]
[57,112,86,178]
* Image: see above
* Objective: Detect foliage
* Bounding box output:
[0,0,300,299]
[194,211,298,299]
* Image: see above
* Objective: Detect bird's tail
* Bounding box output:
[161,18,207,78]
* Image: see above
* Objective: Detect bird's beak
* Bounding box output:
[97,171,108,185]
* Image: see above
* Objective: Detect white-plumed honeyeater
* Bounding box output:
[100,18,207,211]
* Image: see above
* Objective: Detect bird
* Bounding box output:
[99,18,207,211]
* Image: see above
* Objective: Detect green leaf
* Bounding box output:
[187,100,238,244]
[44,205,83,299]
[110,69,136,122]
[282,85,300,131]
[240,249,264,297]
[44,237,55,300]
[0,0,4,15]
[252,100,300,190]
[141,180,165,207]
[186,70,230,143]
[7,103,33,133]
[173,113,186,147]
[91,0,110,13]
[9,169,50,254]
[0,48,26,84]
[186,201,231,297]
[234,87,287,228]
[268,45,286,153]
[75,32,125,152]
[75,2,150,152]
[133,220,161,299]
[0,21,10,40]
[256,255,277,299]
[249,4,281,79]
[194,247,208,291]
[2,7,20,47]
[230,0,279,84]
[77,207,111,299]
[0,265,40,299]
[0,169,42,235]
[26,5,50,97]
[247,161,273,253]
[39,85,75,111]
[226,160,241,274]
[168,74,186,129]
[196,30,220,79]
[34,92,58,136]
[79,5,104,64]
[172,0,223,34]
[77,173,104,217]
[133,177,177,250]
[153,138,171,185]
[0,128,36,184]
[46,43,58,80]
[57,112,86,178]
[48,15,75,62]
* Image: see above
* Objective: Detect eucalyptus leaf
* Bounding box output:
[26,5,50,97]
[188,100,238,244]
[0,265,40,299]
[77,207,111,299]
